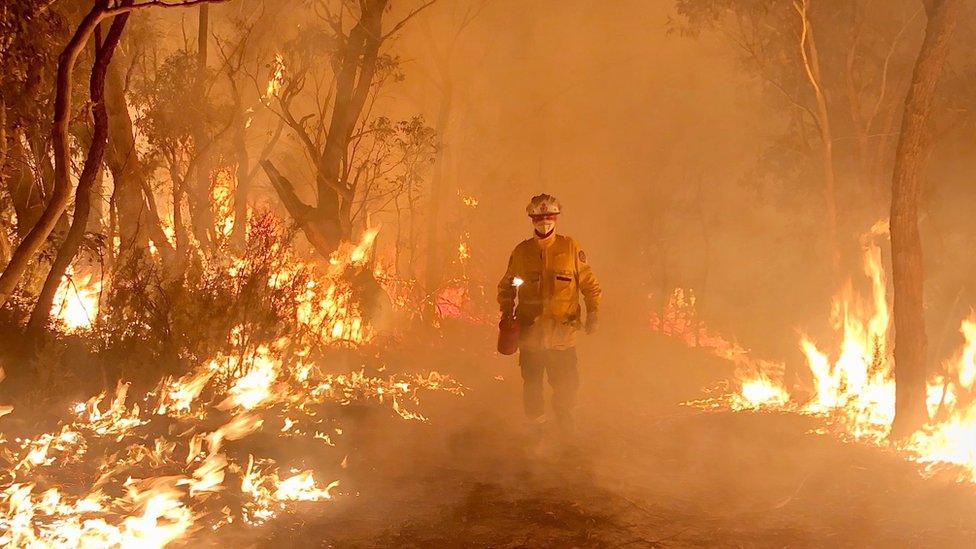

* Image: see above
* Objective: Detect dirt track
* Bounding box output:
[219,321,976,548]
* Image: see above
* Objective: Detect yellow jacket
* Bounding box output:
[497,233,601,350]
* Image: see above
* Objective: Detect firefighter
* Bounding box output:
[497,194,601,433]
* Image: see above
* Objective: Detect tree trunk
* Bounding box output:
[0,230,9,268]
[261,160,338,258]
[0,101,10,264]
[105,59,152,265]
[88,165,106,234]
[0,99,6,180]
[424,77,453,296]
[796,0,840,277]
[189,4,214,252]
[138,175,177,268]
[0,2,109,311]
[230,109,250,250]
[270,0,388,259]
[889,0,961,438]
[27,13,130,340]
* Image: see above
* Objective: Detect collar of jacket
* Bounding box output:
[534,231,557,248]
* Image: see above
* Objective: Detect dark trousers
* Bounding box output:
[519,348,579,421]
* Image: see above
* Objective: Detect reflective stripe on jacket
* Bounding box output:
[497,233,601,350]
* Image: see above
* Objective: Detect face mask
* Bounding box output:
[533,219,556,236]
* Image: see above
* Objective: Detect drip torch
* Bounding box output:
[497,276,523,355]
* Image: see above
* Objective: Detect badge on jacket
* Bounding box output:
[578,250,587,263]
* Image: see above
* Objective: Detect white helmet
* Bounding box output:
[526,194,562,217]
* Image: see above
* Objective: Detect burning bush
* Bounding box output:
[1,212,416,407]
[92,212,314,386]
[0,210,468,546]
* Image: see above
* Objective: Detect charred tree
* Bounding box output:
[26,12,130,342]
[889,0,962,438]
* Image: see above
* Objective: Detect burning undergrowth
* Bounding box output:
[0,345,463,546]
[0,214,472,546]
[654,222,976,484]
[7,213,406,398]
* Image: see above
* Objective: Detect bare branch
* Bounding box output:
[794,0,826,106]
[867,6,922,131]
[381,0,439,42]
[102,0,232,18]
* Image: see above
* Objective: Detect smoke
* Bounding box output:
[7,0,976,544]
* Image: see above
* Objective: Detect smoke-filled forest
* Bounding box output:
[3,0,976,546]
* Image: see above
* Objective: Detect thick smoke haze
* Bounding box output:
[4,0,976,546]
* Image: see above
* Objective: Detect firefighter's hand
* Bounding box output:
[585,313,599,334]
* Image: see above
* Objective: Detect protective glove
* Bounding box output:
[585,313,599,335]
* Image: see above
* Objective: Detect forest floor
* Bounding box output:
[209,320,976,548]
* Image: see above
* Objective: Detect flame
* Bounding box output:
[0,227,468,545]
[212,169,236,240]
[0,341,463,544]
[0,368,11,419]
[677,222,976,483]
[789,241,895,441]
[734,372,790,410]
[217,351,282,410]
[274,471,338,501]
[51,267,101,332]
[906,316,976,480]
[291,227,383,346]
[265,54,285,101]
[650,287,790,408]
[155,368,214,416]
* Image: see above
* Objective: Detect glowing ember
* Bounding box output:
[459,192,479,207]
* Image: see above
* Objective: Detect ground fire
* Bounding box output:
[4,0,976,546]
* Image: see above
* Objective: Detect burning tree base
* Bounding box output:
[0,346,463,547]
